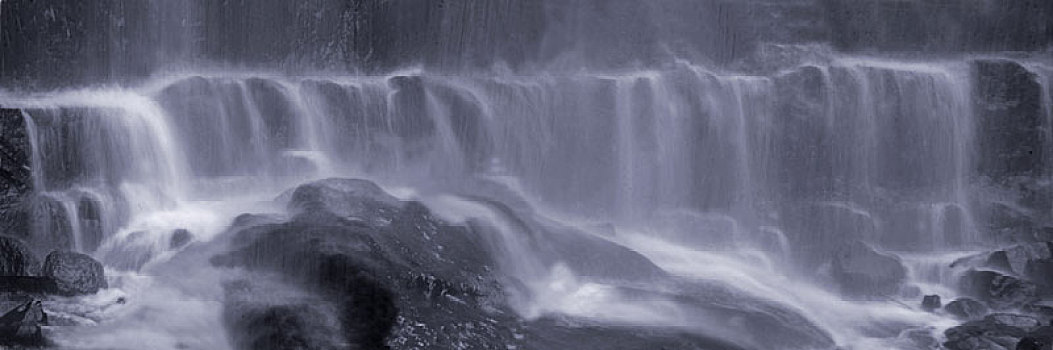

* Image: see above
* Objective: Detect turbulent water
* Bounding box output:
[1,0,1052,349]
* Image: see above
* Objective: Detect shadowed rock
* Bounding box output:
[0,300,48,347]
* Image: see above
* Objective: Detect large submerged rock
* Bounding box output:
[214,178,834,349]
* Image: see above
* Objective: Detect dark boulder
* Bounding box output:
[0,300,47,346]
[946,298,991,320]
[42,251,107,296]
[170,229,193,249]
[829,241,907,297]
[922,295,942,312]
[961,270,1039,310]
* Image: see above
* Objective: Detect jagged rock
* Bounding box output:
[947,298,991,320]
[170,229,192,249]
[42,251,107,296]
[829,241,907,297]
[0,300,47,346]
[923,295,942,312]
[961,270,1039,310]
[944,313,1043,350]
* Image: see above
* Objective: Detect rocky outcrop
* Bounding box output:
[0,300,48,347]
[829,240,907,297]
[42,251,107,296]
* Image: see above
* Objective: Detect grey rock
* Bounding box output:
[830,241,907,297]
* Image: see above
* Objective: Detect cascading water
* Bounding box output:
[1,1,1051,349]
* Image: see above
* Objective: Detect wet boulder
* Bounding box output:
[946,298,991,320]
[829,241,907,297]
[922,295,942,312]
[42,251,107,296]
[0,300,47,346]
[961,270,1039,310]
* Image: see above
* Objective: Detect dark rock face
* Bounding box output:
[0,109,32,246]
[922,294,942,312]
[975,60,1048,183]
[822,0,1053,52]
[960,270,1039,310]
[0,300,48,347]
[946,298,992,320]
[42,251,107,296]
[829,241,907,297]
[0,236,40,277]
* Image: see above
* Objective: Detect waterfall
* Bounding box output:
[1,1,1051,348]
